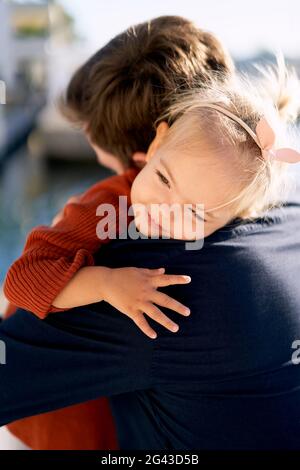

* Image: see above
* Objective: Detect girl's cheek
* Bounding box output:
[131,174,149,205]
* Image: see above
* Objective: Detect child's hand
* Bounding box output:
[102,267,191,339]
[51,194,82,226]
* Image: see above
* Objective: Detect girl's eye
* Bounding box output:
[191,208,207,223]
[155,169,171,188]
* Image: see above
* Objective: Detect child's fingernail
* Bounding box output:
[159,268,165,272]
[151,332,157,339]
[184,308,191,315]
[184,276,191,282]
[171,324,179,332]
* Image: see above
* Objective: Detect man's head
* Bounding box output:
[60,15,234,172]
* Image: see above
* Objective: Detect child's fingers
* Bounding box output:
[133,312,157,339]
[153,274,191,287]
[67,194,81,204]
[152,291,191,316]
[140,267,165,276]
[143,303,179,333]
[51,210,64,227]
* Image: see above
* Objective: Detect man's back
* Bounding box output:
[1,195,300,449]
[93,198,300,449]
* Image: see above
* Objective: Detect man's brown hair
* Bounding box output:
[60,15,234,167]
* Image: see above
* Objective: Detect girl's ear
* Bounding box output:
[146,121,169,162]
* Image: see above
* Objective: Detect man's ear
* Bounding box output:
[132,152,147,169]
[146,121,169,162]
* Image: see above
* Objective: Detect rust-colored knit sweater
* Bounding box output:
[3,166,139,450]
[3,166,139,319]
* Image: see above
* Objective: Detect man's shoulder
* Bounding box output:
[95,184,300,272]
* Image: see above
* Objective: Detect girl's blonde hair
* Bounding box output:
[159,56,300,219]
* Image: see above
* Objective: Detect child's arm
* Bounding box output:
[3,168,139,319]
[52,265,191,339]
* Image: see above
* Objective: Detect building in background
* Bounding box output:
[0,0,50,102]
[0,0,90,164]
[0,0,76,103]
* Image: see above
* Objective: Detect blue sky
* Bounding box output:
[59,0,299,59]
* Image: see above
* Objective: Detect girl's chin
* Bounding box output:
[133,206,206,238]
[134,218,203,240]
[135,220,165,238]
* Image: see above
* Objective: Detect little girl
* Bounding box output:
[129,59,300,245]
[4,58,300,452]
[5,59,300,337]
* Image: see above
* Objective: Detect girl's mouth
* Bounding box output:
[147,209,163,234]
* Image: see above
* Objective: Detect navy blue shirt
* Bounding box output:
[1,191,300,449]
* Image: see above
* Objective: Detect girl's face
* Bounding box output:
[130,123,236,240]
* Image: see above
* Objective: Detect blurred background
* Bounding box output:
[0,0,299,312]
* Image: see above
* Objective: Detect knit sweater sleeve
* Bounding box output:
[3,167,139,319]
